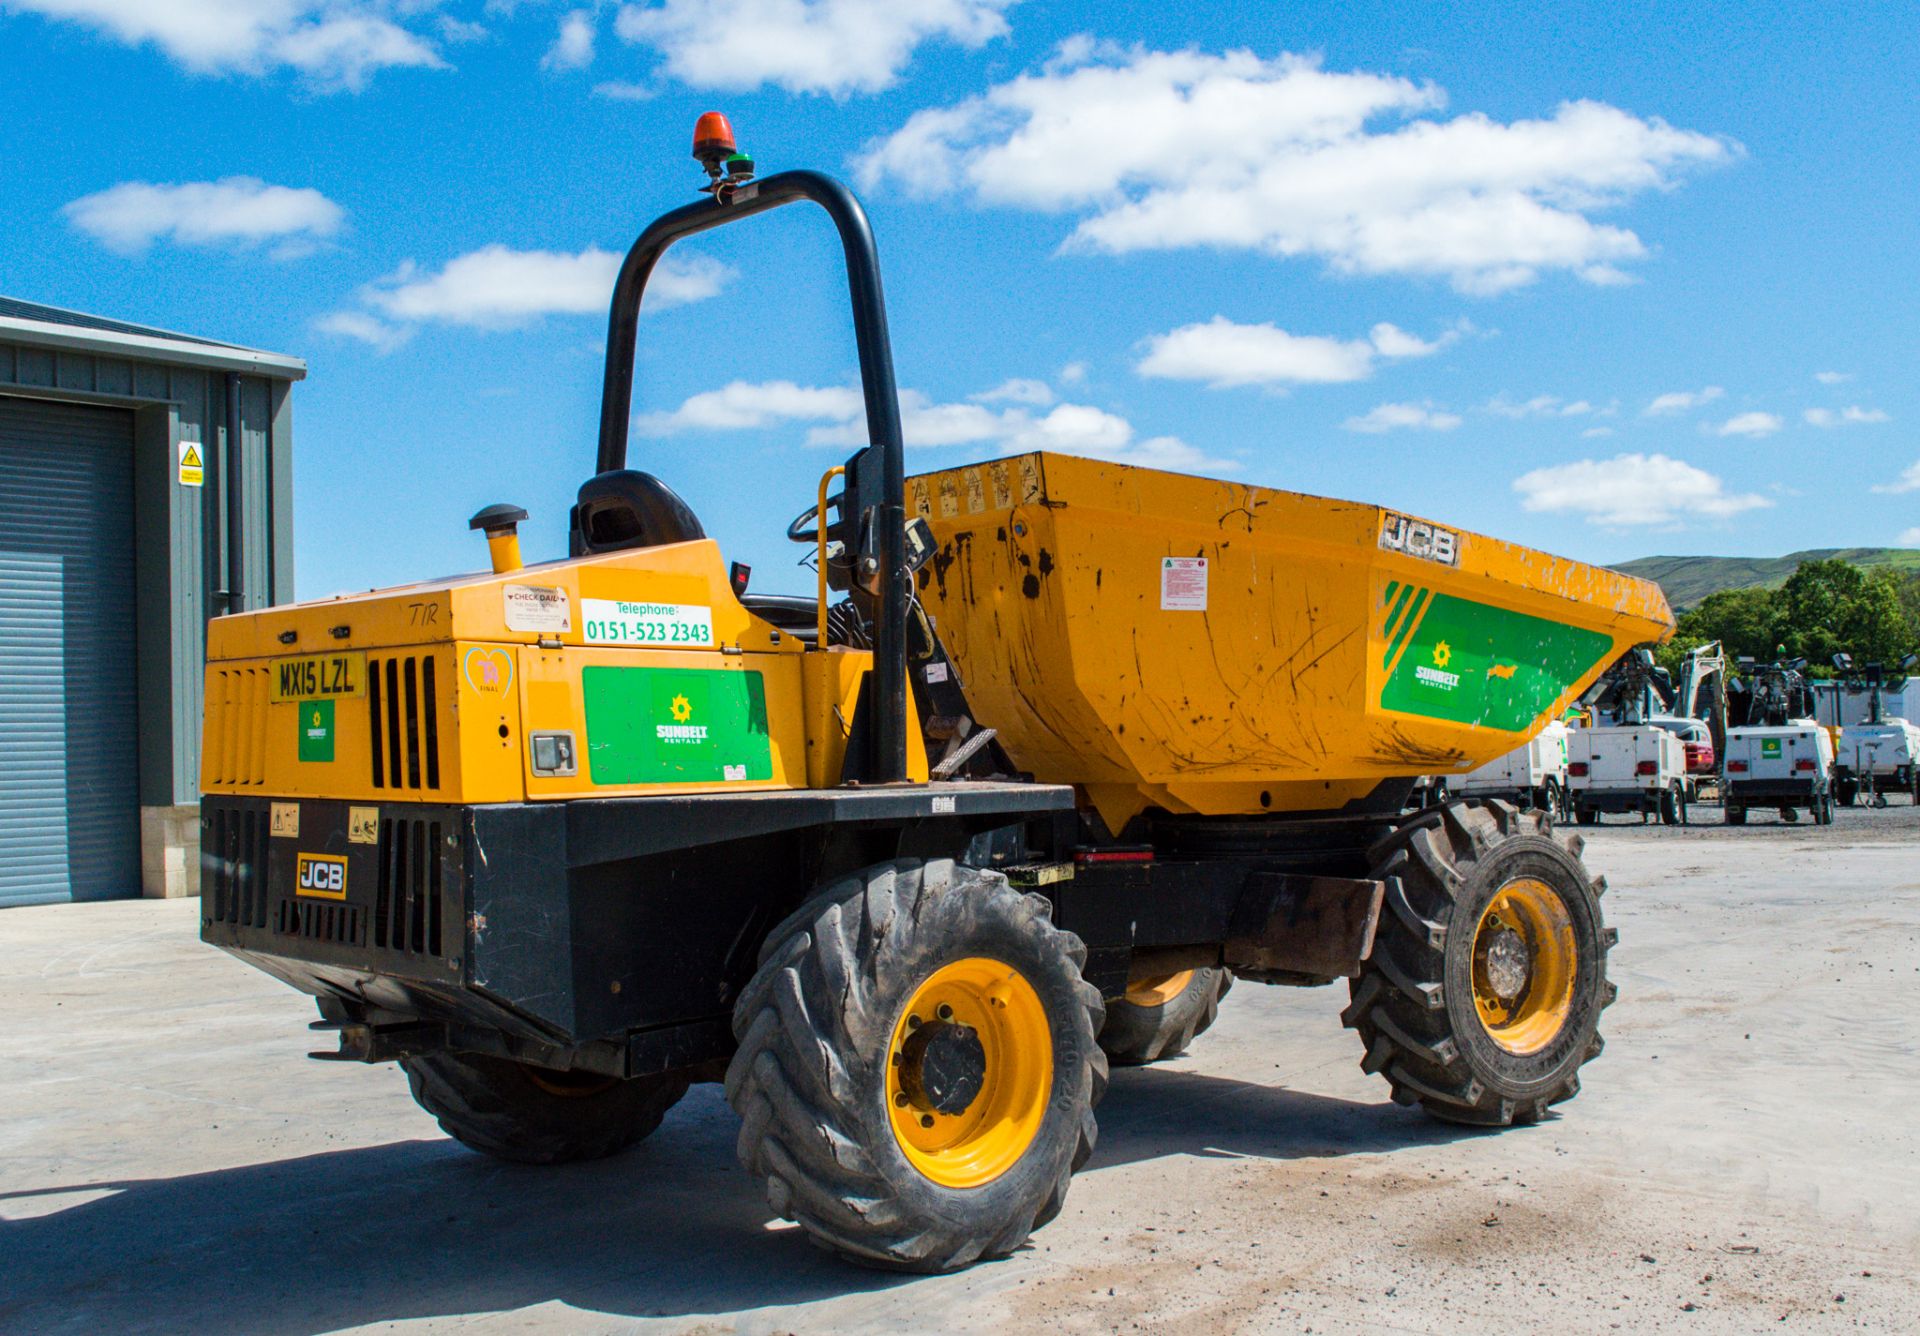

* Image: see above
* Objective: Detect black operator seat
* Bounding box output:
[570,469,707,556]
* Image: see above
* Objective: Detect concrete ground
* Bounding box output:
[3,805,1917,1335]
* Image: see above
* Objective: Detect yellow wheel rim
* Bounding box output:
[886,957,1052,1189]
[1470,878,1577,1056]
[1123,969,1195,1009]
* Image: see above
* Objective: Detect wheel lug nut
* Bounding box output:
[936,1003,954,1021]
[919,1114,934,1129]
[907,1014,922,1029]
[894,1091,909,1107]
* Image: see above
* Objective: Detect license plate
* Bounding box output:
[269,652,367,703]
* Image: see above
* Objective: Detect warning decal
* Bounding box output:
[503,584,571,634]
[178,441,204,487]
[1160,557,1207,611]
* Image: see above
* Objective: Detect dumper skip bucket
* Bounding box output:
[910,452,1673,832]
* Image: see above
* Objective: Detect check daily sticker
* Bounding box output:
[582,598,714,648]
[503,584,570,634]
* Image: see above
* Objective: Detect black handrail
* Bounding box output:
[595,170,909,784]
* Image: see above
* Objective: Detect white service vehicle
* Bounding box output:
[1834,718,1920,805]
[1567,724,1691,825]
[1454,720,1572,818]
[1723,724,1835,825]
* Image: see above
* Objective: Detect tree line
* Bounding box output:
[1653,558,1920,676]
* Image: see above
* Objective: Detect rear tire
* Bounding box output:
[1725,804,1747,825]
[1099,967,1232,1066]
[726,859,1106,1272]
[1659,783,1681,826]
[401,1052,688,1164]
[1575,806,1598,826]
[1343,800,1616,1127]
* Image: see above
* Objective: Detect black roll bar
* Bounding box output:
[595,170,910,784]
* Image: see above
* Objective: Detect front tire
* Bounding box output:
[1343,801,1616,1126]
[401,1052,688,1164]
[726,859,1106,1272]
[1099,967,1232,1066]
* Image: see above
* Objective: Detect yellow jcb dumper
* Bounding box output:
[201,117,1672,1273]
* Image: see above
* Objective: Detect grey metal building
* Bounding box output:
[0,298,303,907]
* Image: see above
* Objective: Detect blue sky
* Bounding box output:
[3,0,1917,599]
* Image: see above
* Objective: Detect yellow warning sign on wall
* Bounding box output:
[178,441,205,488]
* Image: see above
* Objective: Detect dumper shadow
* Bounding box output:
[1090,1062,1481,1171]
[0,1074,1481,1334]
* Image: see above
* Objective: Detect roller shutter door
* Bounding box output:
[0,396,140,906]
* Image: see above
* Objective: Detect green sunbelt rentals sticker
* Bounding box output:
[298,699,335,762]
[1378,584,1612,733]
[1761,738,1783,758]
[582,666,773,785]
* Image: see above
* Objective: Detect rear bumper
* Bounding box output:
[1571,786,1662,813]
[1725,778,1822,804]
[1835,764,1912,782]
[201,783,1071,1070]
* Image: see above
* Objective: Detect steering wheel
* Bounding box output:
[787,493,844,545]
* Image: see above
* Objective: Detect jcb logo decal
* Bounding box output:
[295,853,348,900]
[1379,512,1460,567]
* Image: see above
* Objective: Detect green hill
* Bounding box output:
[1614,548,1920,609]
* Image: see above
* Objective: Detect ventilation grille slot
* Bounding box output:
[206,804,270,929]
[276,897,366,947]
[206,667,269,788]
[367,654,443,791]
[374,817,444,957]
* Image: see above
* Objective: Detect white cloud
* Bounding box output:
[1899,527,1920,547]
[1365,322,1455,359]
[437,15,488,43]
[321,243,729,347]
[1581,426,1615,439]
[592,79,655,100]
[970,377,1054,406]
[1814,371,1852,385]
[1487,393,1605,419]
[1513,452,1771,526]
[274,13,444,89]
[1343,401,1462,434]
[1136,316,1453,389]
[542,9,594,70]
[641,380,865,434]
[366,245,727,328]
[315,309,411,352]
[1803,405,1889,428]
[861,46,1731,292]
[1872,461,1920,495]
[63,177,344,256]
[614,0,1015,96]
[642,377,1235,473]
[7,0,448,89]
[1644,385,1723,415]
[1710,411,1783,439]
[1058,361,1087,384]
